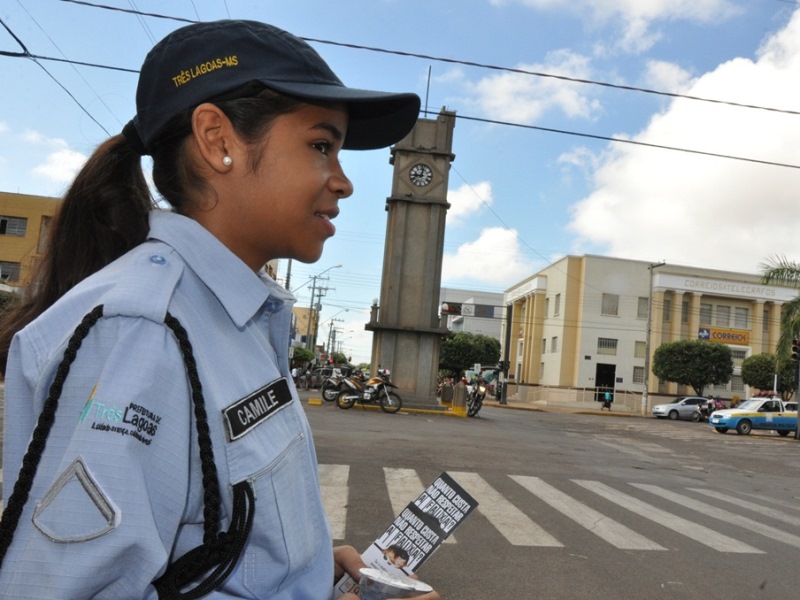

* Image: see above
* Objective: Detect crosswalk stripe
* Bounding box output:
[448,471,562,547]
[739,491,800,514]
[689,488,800,528]
[574,480,763,553]
[383,468,456,543]
[632,483,800,549]
[511,476,665,550]
[318,464,349,540]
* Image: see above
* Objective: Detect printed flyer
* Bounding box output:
[332,472,478,598]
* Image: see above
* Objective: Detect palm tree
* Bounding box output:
[761,255,800,364]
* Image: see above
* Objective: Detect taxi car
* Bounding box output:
[709,397,798,436]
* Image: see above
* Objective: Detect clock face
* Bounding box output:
[409,163,433,187]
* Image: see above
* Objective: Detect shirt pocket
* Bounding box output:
[225,407,326,594]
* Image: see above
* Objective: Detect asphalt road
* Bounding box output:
[305,395,800,600]
[3,383,800,599]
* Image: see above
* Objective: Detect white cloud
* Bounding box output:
[16,129,88,185]
[464,49,602,123]
[490,0,741,53]
[641,60,695,94]
[442,227,535,285]
[567,9,800,274]
[31,147,87,184]
[446,181,493,225]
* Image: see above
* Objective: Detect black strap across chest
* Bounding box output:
[0,305,254,599]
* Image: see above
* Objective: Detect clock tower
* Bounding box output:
[366,108,456,408]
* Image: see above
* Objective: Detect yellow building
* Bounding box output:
[0,192,59,286]
[503,255,799,410]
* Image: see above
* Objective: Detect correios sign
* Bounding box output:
[698,327,750,345]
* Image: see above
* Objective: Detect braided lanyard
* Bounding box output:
[0,305,254,599]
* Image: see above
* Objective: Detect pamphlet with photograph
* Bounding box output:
[332,472,478,597]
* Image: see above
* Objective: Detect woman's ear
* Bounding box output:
[191,103,238,173]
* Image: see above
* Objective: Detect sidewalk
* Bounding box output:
[483,395,640,417]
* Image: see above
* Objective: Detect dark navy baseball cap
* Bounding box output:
[128,19,420,152]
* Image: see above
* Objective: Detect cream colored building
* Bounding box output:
[503,255,799,407]
[0,192,59,286]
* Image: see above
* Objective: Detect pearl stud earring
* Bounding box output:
[222,156,233,167]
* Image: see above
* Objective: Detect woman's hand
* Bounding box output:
[333,545,365,599]
[332,545,440,600]
[333,544,366,581]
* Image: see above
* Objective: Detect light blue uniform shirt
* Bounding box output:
[1,210,333,598]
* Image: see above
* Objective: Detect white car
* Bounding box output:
[652,396,707,420]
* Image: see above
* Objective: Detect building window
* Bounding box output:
[634,341,646,358]
[682,299,689,324]
[714,381,729,391]
[734,307,748,329]
[715,305,730,327]
[731,375,744,392]
[662,297,671,323]
[637,297,648,319]
[601,293,619,316]
[763,307,770,333]
[597,337,617,355]
[0,261,21,282]
[0,216,27,237]
[541,338,546,354]
[544,297,549,318]
[731,349,747,369]
[633,366,645,384]
[551,336,558,353]
[554,293,561,316]
[699,303,712,325]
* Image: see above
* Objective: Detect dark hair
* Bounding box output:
[0,87,303,373]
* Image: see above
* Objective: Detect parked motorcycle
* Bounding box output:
[321,375,343,402]
[336,373,402,413]
[466,378,487,417]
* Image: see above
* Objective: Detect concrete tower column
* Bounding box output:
[366,109,457,408]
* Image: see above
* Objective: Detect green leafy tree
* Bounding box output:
[439,332,500,378]
[330,351,348,366]
[291,346,314,367]
[740,353,777,392]
[652,339,733,396]
[739,353,795,399]
[761,256,800,392]
[0,291,17,315]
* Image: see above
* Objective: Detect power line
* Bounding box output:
[448,112,800,170]
[1,40,796,171]
[58,0,800,117]
[0,15,110,135]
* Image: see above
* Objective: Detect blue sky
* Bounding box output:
[2,0,800,363]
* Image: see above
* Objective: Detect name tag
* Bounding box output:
[223,378,293,440]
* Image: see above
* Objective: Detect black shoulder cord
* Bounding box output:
[0,305,255,599]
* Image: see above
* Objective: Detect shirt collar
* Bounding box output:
[147,210,296,327]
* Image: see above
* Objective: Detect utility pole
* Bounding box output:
[327,319,344,354]
[642,261,666,415]
[284,258,292,291]
[305,276,317,350]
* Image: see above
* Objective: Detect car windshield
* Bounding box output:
[737,400,761,410]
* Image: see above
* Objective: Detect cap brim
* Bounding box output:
[262,82,421,150]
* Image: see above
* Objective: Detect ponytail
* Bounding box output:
[0,86,302,374]
[0,134,153,373]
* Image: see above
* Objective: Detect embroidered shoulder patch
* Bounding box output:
[223,377,293,440]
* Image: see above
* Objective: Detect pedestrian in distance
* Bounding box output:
[602,390,613,411]
[0,19,438,600]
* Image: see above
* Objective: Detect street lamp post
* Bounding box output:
[642,261,666,415]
